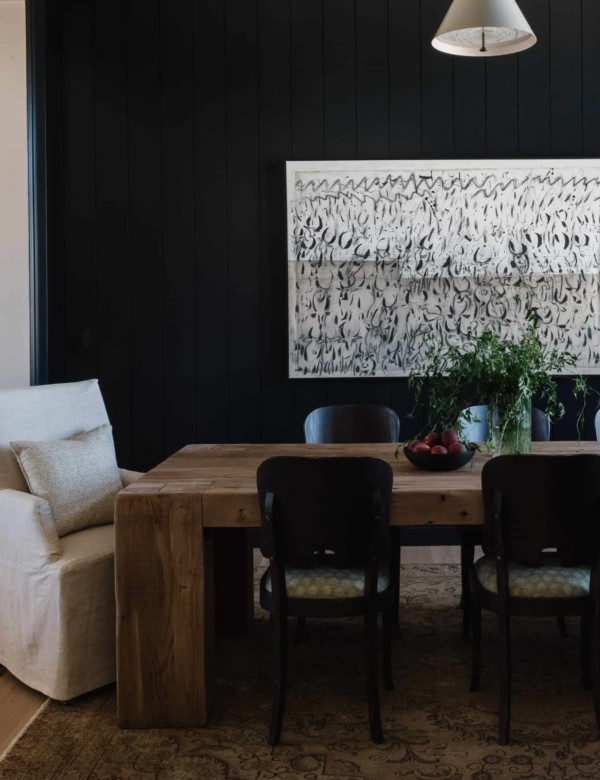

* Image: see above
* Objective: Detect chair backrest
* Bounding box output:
[0,379,110,492]
[481,454,600,567]
[304,405,400,444]
[459,405,550,443]
[595,409,600,441]
[257,456,393,569]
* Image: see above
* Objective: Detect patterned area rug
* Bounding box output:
[2,564,600,779]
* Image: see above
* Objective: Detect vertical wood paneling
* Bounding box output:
[453,58,486,158]
[226,0,262,442]
[258,0,294,443]
[127,0,164,471]
[46,0,600,460]
[323,0,356,160]
[550,0,582,156]
[485,57,518,157]
[518,0,551,156]
[46,0,65,383]
[389,0,421,158]
[420,0,453,157]
[582,0,600,156]
[194,0,229,443]
[356,0,388,159]
[290,0,328,438]
[160,0,196,456]
[61,0,97,381]
[94,0,130,465]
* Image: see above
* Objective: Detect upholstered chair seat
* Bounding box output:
[475,553,591,598]
[263,563,390,599]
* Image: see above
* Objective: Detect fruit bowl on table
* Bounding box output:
[403,445,475,472]
[401,430,477,472]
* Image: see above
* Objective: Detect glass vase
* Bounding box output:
[490,397,531,456]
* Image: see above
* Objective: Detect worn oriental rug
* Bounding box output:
[1,564,600,779]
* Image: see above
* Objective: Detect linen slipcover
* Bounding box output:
[0,380,143,700]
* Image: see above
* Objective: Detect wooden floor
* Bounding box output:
[0,547,461,760]
[0,671,46,758]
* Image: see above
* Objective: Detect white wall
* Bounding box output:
[0,0,29,389]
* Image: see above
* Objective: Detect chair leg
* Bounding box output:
[461,541,474,641]
[557,616,568,638]
[364,610,383,743]
[497,608,512,745]
[470,600,482,692]
[392,530,401,638]
[382,605,394,692]
[268,612,288,747]
[581,612,591,690]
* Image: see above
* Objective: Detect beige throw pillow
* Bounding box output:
[11,424,123,537]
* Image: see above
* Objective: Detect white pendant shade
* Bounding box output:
[432,0,536,57]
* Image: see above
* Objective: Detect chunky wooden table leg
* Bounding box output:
[115,491,214,727]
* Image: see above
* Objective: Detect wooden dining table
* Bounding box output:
[114,440,598,728]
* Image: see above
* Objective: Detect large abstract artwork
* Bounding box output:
[287,159,600,378]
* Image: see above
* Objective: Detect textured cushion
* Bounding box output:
[264,565,390,599]
[475,553,591,598]
[0,379,110,491]
[11,425,123,537]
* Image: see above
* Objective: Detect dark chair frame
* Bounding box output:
[303,404,401,636]
[304,404,400,445]
[468,454,600,744]
[460,405,551,640]
[258,456,396,746]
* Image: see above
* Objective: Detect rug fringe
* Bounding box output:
[0,698,49,764]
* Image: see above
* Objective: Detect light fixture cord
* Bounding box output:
[480,28,487,53]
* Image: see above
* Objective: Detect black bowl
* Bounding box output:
[403,446,475,472]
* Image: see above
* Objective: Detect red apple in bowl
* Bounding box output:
[413,442,432,454]
[423,432,440,447]
[431,445,448,455]
[448,441,467,454]
[440,429,459,447]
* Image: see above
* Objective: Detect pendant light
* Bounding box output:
[432,0,536,57]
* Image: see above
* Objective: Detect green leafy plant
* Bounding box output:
[408,304,591,449]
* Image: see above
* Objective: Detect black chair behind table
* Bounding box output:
[469,454,600,744]
[459,405,551,640]
[257,456,396,745]
[304,404,401,444]
[303,404,401,634]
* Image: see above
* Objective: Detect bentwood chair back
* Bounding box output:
[470,454,600,744]
[595,409,600,441]
[457,404,551,640]
[304,404,400,444]
[257,456,395,745]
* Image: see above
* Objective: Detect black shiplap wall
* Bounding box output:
[44,0,600,470]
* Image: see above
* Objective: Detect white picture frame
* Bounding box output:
[287,159,600,379]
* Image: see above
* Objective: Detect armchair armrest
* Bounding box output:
[0,489,61,569]
[119,468,144,487]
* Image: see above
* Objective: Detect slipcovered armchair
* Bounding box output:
[0,379,142,700]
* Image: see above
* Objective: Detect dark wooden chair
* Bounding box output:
[460,405,551,640]
[304,404,400,444]
[469,454,600,744]
[303,404,401,635]
[257,456,396,746]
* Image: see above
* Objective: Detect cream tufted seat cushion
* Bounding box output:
[264,565,390,599]
[475,553,591,598]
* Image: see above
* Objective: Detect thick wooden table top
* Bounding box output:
[120,441,600,528]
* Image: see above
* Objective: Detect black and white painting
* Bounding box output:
[287,159,600,378]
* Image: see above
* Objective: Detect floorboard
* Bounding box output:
[0,671,46,758]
